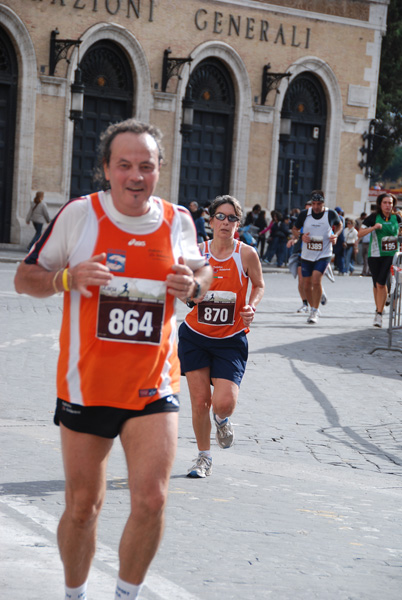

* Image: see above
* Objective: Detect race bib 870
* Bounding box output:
[197,290,236,326]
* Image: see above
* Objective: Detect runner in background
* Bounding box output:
[358,192,401,328]
[292,190,342,324]
[178,195,264,478]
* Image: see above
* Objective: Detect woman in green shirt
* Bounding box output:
[358,192,402,328]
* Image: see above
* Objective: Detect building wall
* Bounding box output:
[0,0,389,246]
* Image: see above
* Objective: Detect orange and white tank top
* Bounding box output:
[57,193,181,410]
[185,239,249,339]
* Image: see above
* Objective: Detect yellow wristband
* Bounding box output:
[62,268,70,292]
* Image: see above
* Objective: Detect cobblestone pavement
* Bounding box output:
[1,258,402,599]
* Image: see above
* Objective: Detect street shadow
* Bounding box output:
[250,326,402,383]
[0,478,132,497]
[287,360,402,473]
[0,480,66,497]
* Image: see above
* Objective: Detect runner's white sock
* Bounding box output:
[115,577,143,599]
[65,582,87,599]
[214,414,227,425]
[199,450,212,459]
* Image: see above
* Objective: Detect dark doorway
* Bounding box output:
[275,73,327,214]
[0,27,17,243]
[70,41,134,199]
[179,59,235,207]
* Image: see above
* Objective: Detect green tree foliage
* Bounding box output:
[382,146,402,183]
[373,0,402,177]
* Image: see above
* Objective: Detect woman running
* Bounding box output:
[358,192,402,327]
[178,195,265,478]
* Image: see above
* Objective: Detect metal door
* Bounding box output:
[179,59,234,206]
[70,41,133,199]
[275,73,327,214]
[0,28,17,243]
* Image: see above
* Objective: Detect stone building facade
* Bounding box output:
[0,0,389,246]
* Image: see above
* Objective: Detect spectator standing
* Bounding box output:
[333,206,346,274]
[276,215,291,267]
[262,211,282,264]
[26,191,50,250]
[355,211,367,232]
[189,201,208,243]
[254,209,268,257]
[289,207,300,228]
[344,218,359,274]
[244,203,262,226]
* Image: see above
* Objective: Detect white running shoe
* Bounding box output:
[373,312,382,328]
[187,454,212,478]
[320,290,328,305]
[307,308,319,324]
[297,303,309,313]
[213,414,234,448]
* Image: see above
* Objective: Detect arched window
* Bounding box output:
[0,27,17,242]
[276,73,327,213]
[179,58,235,206]
[70,40,134,198]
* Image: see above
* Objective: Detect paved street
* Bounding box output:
[1,255,402,599]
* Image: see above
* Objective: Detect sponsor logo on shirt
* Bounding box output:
[128,238,146,247]
[106,252,126,272]
[213,266,230,279]
[139,388,157,397]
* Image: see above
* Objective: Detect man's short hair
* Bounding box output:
[94,118,164,190]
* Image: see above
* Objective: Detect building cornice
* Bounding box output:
[205,0,388,32]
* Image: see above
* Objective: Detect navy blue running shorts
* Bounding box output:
[301,257,331,278]
[178,322,248,387]
[54,395,180,439]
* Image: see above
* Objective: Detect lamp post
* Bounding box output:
[69,67,84,122]
[180,85,194,139]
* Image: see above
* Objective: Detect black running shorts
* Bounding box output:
[54,395,180,439]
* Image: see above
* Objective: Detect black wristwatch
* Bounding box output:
[186,279,201,308]
[192,279,201,299]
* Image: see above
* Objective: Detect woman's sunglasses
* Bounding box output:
[213,212,240,223]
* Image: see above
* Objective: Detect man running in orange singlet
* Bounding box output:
[15,119,212,600]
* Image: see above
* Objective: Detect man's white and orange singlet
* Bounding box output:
[185,239,249,339]
[32,192,203,411]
